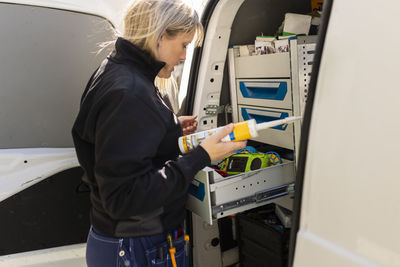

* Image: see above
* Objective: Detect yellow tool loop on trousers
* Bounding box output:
[167,234,177,267]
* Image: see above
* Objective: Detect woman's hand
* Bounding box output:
[200,124,247,162]
[179,115,198,135]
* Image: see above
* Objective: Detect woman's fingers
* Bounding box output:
[180,115,199,135]
[182,123,197,134]
[179,115,197,126]
[200,125,247,162]
[211,124,234,141]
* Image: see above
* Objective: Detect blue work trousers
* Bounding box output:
[86,226,189,267]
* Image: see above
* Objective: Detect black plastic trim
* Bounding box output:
[288,0,334,266]
[0,167,89,255]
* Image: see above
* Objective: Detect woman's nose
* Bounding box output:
[180,50,186,62]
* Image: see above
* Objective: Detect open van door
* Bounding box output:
[0,1,123,266]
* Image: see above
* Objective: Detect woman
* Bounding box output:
[72,0,246,266]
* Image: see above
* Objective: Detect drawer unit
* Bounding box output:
[239,105,294,149]
[186,161,295,225]
[234,52,290,79]
[237,79,292,110]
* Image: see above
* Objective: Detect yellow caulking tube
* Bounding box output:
[220,120,257,142]
[178,116,301,154]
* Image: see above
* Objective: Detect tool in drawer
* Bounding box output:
[237,146,283,165]
[220,153,270,175]
[219,146,282,175]
[265,151,282,165]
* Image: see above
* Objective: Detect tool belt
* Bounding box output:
[143,229,190,267]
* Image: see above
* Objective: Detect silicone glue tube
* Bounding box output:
[178,116,301,154]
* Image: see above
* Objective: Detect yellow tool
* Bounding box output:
[184,234,190,257]
[167,234,177,267]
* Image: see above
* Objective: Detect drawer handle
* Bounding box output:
[241,108,289,131]
[239,81,287,101]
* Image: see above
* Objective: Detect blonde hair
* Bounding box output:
[123,0,204,59]
[155,76,179,113]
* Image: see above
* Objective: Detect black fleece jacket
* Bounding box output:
[72,38,210,238]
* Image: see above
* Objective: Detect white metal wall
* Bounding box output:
[294,0,400,266]
[0,4,115,148]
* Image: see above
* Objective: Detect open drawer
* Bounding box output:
[186,160,295,224]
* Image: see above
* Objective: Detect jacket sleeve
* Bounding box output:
[93,88,210,219]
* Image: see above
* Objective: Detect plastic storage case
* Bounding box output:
[237,204,290,267]
[186,160,295,225]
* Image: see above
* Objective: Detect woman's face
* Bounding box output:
[157,31,194,78]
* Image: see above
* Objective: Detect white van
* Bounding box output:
[1,0,399,266]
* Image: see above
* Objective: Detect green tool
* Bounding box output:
[220,153,270,175]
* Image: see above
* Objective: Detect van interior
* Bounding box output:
[183,1,322,266]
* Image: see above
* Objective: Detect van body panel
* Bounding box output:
[0,244,85,267]
[0,3,114,263]
[293,0,400,266]
[0,0,127,27]
[0,3,114,148]
[0,148,79,202]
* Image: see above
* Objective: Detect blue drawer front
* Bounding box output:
[241,107,289,131]
[189,178,206,201]
[239,81,288,101]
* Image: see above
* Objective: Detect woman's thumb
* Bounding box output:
[213,124,234,141]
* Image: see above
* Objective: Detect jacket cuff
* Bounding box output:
[192,145,211,168]
[183,146,211,174]
[178,145,211,179]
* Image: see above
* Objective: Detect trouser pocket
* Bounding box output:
[145,235,189,267]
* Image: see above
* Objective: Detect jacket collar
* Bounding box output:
[111,37,166,82]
